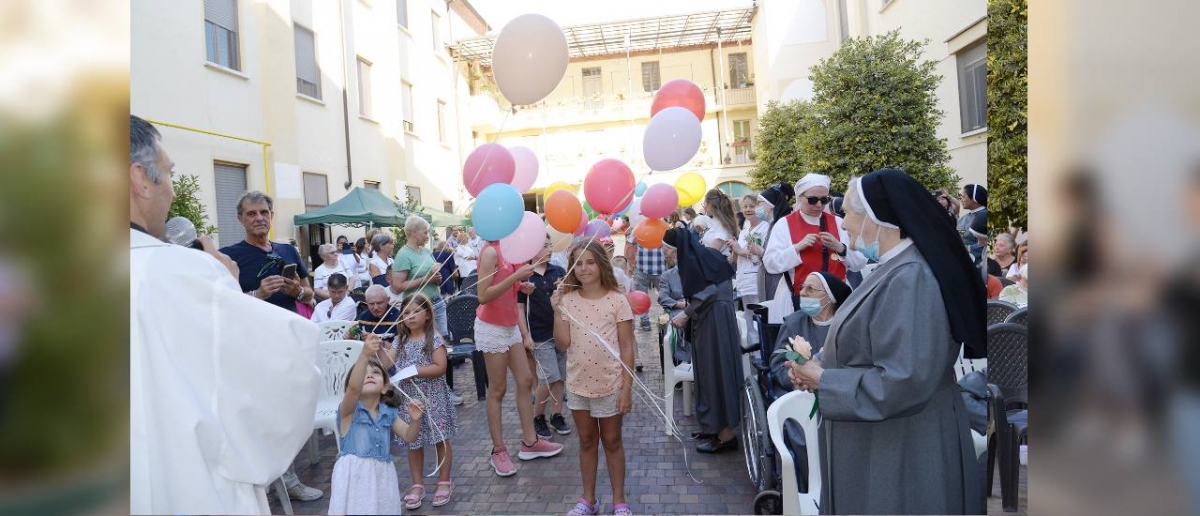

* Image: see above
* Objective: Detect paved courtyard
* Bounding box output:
[270,303,1027,515]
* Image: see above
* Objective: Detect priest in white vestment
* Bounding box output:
[129,115,321,514]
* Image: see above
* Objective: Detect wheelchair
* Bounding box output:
[740,303,785,515]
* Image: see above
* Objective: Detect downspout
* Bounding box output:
[338,0,354,189]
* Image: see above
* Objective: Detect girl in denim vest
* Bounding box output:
[328,334,424,515]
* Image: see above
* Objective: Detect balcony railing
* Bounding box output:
[470,86,757,132]
[723,86,756,107]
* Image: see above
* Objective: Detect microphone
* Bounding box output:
[164,216,205,250]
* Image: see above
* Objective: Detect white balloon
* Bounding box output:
[492,14,569,106]
[628,198,645,230]
[508,146,540,192]
[642,107,703,171]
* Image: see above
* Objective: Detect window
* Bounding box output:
[213,162,247,248]
[733,119,753,164]
[430,11,441,50]
[641,61,661,92]
[396,0,407,28]
[716,181,751,199]
[356,57,373,117]
[303,172,329,211]
[294,24,321,99]
[406,185,422,205]
[401,81,414,132]
[437,100,447,144]
[443,200,453,213]
[204,0,240,70]
[957,41,987,133]
[582,67,602,107]
[729,53,749,88]
[364,180,380,190]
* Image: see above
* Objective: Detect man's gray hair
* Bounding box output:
[404,214,430,236]
[236,190,274,215]
[130,115,164,184]
[364,284,389,299]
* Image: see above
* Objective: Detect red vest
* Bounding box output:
[785,211,847,294]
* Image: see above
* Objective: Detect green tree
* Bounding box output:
[749,100,818,189]
[987,0,1028,232]
[167,174,218,235]
[749,30,958,194]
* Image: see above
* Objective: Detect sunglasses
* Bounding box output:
[804,196,833,206]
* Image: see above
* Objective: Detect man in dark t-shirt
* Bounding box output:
[220,192,313,313]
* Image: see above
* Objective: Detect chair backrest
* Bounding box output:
[445,294,479,343]
[767,390,822,515]
[736,313,753,378]
[1004,306,1028,326]
[987,299,1018,326]
[661,327,678,381]
[318,340,364,404]
[954,345,988,381]
[317,320,355,342]
[987,323,1027,402]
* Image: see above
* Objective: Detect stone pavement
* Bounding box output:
[272,308,760,515]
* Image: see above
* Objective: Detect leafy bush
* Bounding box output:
[167,174,218,235]
[986,0,1028,231]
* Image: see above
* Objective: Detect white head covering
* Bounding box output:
[794,173,832,196]
[852,177,901,230]
[808,272,837,304]
[757,193,775,207]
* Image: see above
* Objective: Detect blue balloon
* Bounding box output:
[472,183,525,241]
[635,182,648,197]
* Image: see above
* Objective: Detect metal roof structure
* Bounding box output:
[451,6,756,66]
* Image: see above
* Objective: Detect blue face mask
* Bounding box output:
[854,218,882,262]
[754,207,768,220]
[799,296,825,316]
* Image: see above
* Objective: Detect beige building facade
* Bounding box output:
[132,0,486,257]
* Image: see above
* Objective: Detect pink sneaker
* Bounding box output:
[518,436,564,460]
[566,498,598,515]
[490,446,517,477]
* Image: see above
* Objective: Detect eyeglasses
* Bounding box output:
[804,196,833,206]
[799,285,826,295]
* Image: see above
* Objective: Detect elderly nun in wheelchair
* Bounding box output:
[786,169,986,514]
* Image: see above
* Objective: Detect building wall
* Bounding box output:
[752,0,988,190]
[132,0,483,255]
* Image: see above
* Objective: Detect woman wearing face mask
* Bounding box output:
[786,169,986,515]
[769,271,851,392]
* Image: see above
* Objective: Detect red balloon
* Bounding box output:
[651,79,705,121]
[628,291,651,315]
[583,159,635,215]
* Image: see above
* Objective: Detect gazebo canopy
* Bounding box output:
[294,187,424,228]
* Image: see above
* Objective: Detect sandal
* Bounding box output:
[403,484,425,510]
[613,502,634,516]
[432,480,455,507]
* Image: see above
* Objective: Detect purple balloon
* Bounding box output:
[582,219,611,239]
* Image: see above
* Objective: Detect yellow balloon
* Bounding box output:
[548,227,574,252]
[544,181,577,196]
[675,172,706,207]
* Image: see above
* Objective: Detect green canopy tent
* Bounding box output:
[423,206,471,228]
[293,187,427,228]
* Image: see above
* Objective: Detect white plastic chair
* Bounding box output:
[767,390,822,515]
[313,340,364,451]
[662,326,694,435]
[317,320,354,342]
[736,313,754,379]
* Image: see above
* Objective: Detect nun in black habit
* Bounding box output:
[788,169,986,514]
[663,228,744,453]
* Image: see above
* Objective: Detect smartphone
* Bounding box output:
[282,263,298,279]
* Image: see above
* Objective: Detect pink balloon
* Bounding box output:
[640,183,679,218]
[499,212,548,264]
[573,206,588,236]
[628,291,651,315]
[583,159,635,215]
[508,146,539,193]
[464,144,516,197]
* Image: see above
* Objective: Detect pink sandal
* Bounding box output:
[432,480,455,507]
[403,484,425,510]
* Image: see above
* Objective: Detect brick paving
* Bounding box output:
[269,301,1028,515]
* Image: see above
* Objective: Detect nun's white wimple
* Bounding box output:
[854,177,901,230]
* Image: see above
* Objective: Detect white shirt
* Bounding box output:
[763,212,867,276]
[130,229,320,515]
[613,267,634,294]
[735,220,770,297]
[339,253,369,287]
[701,223,734,258]
[312,262,348,291]
[455,241,479,277]
[368,255,392,279]
[550,250,569,271]
[310,296,358,323]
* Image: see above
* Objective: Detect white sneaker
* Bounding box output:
[449,391,464,406]
[285,482,323,502]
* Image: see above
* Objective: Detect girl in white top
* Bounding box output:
[699,189,740,259]
[369,233,395,286]
[340,237,372,288]
[730,195,770,343]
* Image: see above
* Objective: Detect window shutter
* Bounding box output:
[294,26,319,89]
[213,163,248,248]
[205,0,238,31]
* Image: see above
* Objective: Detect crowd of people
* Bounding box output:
[132,110,1025,514]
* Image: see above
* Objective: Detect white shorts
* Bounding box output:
[474,317,522,353]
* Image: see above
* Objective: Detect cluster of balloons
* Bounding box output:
[643,79,705,171]
[465,142,547,262]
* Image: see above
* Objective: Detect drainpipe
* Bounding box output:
[338,0,354,189]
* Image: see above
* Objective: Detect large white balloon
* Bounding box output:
[492,14,569,106]
[508,146,540,193]
[642,106,703,171]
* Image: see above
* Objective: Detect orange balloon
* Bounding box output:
[544,190,583,233]
[633,218,669,249]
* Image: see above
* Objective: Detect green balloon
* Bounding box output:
[583,201,598,218]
